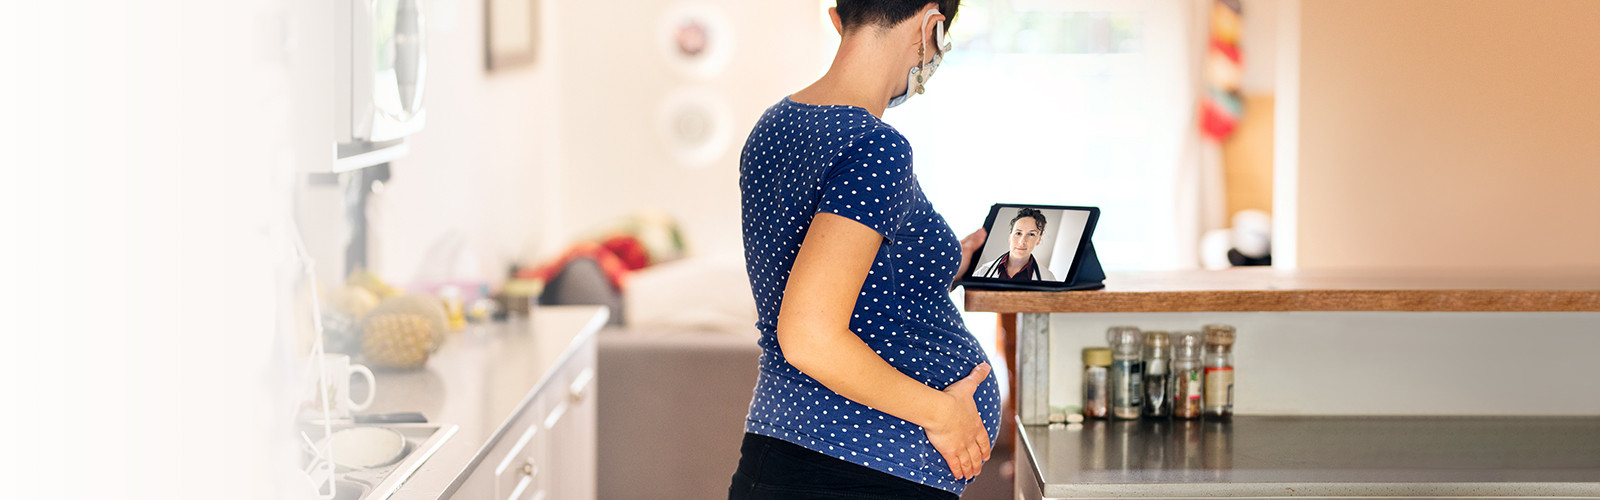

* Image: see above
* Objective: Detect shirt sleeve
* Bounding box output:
[816,127,916,241]
[974,256,999,279]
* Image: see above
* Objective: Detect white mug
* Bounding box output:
[300,353,376,421]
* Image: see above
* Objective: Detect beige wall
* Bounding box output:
[368,0,561,283]
[1295,0,1600,270]
[301,0,824,285]
[548,0,822,257]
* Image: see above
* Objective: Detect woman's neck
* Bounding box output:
[1006,253,1030,275]
[790,32,909,118]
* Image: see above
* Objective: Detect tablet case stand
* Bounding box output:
[1069,241,1106,289]
[965,241,1106,292]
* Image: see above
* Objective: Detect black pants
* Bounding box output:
[728,433,958,500]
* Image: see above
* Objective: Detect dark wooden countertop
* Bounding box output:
[963,268,1600,313]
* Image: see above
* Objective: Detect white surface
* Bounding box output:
[305,0,566,285]
[321,427,407,469]
[548,0,823,258]
[1,1,308,499]
[1048,311,1600,416]
[891,0,1214,272]
[305,0,828,287]
[625,254,758,335]
[333,140,411,172]
[1238,0,1279,95]
[1270,0,1299,270]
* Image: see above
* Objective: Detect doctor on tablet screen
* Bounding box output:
[974,208,1057,281]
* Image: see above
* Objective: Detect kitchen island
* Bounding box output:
[965,269,1600,499]
[354,305,608,500]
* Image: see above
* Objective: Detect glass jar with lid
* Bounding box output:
[1106,326,1144,420]
[1202,324,1236,419]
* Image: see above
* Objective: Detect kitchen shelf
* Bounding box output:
[1017,416,1600,499]
[979,269,1600,498]
[965,268,1600,313]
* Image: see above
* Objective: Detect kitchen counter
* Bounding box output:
[354,305,608,500]
[965,268,1600,313]
[962,269,1600,497]
[1017,416,1600,498]
[964,269,1600,425]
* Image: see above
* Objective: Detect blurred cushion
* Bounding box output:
[539,256,625,326]
[624,253,757,335]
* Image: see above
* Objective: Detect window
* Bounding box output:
[880,0,1200,272]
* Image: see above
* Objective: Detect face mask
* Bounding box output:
[887,9,952,108]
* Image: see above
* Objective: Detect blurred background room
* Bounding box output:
[3,0,1597,499]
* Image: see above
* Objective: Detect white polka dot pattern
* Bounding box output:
[737,97,1001,495]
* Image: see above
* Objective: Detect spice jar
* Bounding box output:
[1203,324,1236,419]
[1082,348,1111,419]
[1170,331,1204,419]
[1141,331,1172,418]
[1106,326,1144,420]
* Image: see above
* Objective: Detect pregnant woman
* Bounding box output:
[729,1,1000,499]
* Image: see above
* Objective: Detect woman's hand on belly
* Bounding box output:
[925,362,992,480]
[777,212,991,480]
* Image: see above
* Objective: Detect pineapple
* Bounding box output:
[362,314,435,369]
[361,294,448,369]
[322,286,380,355]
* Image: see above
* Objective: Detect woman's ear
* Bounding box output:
[829,7,844,36]
[911,6,947,48]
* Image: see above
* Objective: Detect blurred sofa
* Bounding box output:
[540,255,761,500]
[543,254,1012,500]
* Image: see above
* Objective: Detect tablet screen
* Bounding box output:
[967,205,1098,285]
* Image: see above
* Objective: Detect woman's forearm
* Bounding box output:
[779,325,953,430]
[776,212,957,431]
[776,212,993,479]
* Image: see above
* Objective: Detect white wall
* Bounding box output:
[1048,312,1600,416]
[1237,0,1277,95]
[3,1,310,498]
[303,0,825,287]
[298,0,564,286]
[545,0,824,257]
[371,0,565,284]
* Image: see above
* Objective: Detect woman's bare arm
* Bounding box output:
[776,212,991,480]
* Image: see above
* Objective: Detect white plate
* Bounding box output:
[317,427,408,470]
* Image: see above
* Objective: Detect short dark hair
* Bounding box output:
[836,0,960,34]
[1011,208,1047,234]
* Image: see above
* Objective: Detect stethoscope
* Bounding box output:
[981,253,1042,280]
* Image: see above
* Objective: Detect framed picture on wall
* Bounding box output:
[485,0,538,70]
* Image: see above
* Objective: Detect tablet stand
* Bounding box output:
[1063,241,1106,290]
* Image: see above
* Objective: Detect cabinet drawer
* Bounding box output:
[493,417,549,500]
[489,358,595,500]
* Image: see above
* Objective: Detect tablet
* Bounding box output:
[958,204,1103,291]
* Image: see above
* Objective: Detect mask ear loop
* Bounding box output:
[913,10,947,95]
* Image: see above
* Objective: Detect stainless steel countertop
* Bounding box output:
[1020,416,1600,498]
[353,306,608,500]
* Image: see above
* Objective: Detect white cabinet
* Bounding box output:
[454,336,597,500]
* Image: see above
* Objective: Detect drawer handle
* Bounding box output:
[521,458,537,477]
[568,368,595,403]
[544,400,569,429]
[497,424,539,476]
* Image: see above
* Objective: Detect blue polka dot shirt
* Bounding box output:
[738,97,1001,495]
